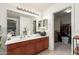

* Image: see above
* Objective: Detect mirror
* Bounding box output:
[38,20,42,29]
[7,10,20,37]
[38,19,48,31]
[43,19,48,30]
[7,19,16,36]
[7,10,38,39]
[33,20,36,33]
[7,9,48,40]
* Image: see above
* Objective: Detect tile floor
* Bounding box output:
[38,42,71,55]
[0,47,6,55]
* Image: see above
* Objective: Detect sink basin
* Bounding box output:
[7,34,41,41]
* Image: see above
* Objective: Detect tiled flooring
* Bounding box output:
[0,47,6,55]
[38,42,71,55]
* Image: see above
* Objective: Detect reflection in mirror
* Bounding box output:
[7,9,48,41]
[7,19,16,36]
[38,20,42,29]
[43,20,45,27]
[7,10,40,40]
[43,19,48,30]
[38,19,48,31]
[33,20,36,34]
[7,10,20,38]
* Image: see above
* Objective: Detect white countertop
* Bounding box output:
[5,35,48,45]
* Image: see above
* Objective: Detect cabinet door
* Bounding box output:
[7,37,49,55]
[24,43,35,55]
[44,38,48,49]
[8,47,25,55]
[35,40,43,53]
[7,43,20,51]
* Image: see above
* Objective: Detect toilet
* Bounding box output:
[61,36,69,44]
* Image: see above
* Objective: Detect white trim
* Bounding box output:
[53,4,74,55]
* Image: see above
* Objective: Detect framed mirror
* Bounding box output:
[38,19,48,31]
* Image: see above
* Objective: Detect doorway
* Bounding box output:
[33,20,36,33]
[54,7,71,54]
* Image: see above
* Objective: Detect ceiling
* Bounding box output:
[17,3,54,12]
[55,7,71,17]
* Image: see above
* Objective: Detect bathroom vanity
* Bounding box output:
[6,9,49,55]
[6,36,49,55]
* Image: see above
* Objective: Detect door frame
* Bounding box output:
[53,5,75,55]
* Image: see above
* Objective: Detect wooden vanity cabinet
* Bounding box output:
[35,39,43,53]
[8,46,25,55]
[24,43,36,55]
[7,37,49,55]
[43,37,49,49]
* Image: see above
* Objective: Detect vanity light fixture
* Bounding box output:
[17,6,39,16]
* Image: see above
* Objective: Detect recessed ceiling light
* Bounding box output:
[64,8,71,13]
[17,6,21,9]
